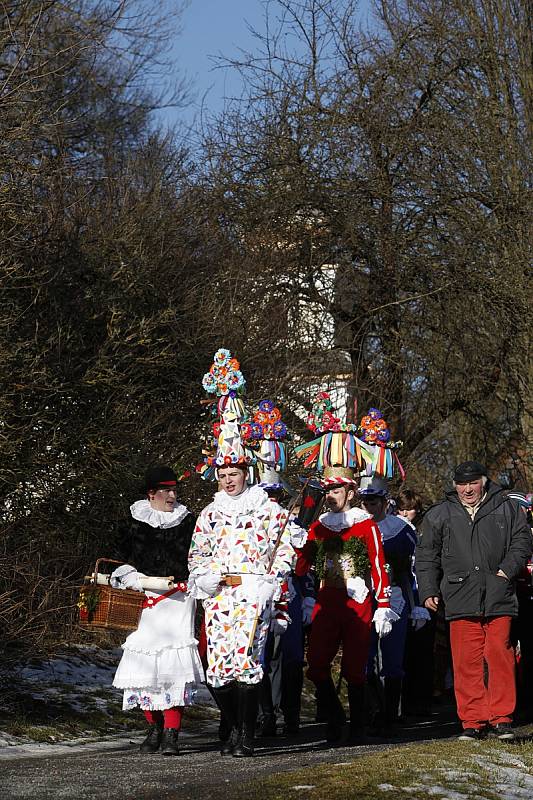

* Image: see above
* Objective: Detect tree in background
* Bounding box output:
[0,0,219,651]
[0,0,530,654]
[199,0,531,496]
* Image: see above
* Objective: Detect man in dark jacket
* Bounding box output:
[416,461,532,741]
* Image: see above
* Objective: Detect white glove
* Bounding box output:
[256,576,278,613]
[389,586,406,615]
[301,596,316,626]
[194,572,222,598]
[110,565,145,592]
[410,605,431,630]
[346,577,369,604]
[270,617,289,635]
[373,606,400,638]
[288,520,308,549]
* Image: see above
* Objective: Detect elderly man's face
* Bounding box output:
[456,479,484,507]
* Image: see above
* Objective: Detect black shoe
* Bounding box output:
[220,726,238,756]
[490,723,515,740]
[160,728,180,755]
[326,717,345,742]
[258,713,277,737]
[282,717,300,736]
[139,723,163,753]
[347,728,369,745]
[232,730,254,758]
[457,727,486,741]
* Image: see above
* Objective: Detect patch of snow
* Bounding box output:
[400,785,469,800]
[1,644,214,750]
[378,784,395,791]
[492,751,528,769]
[291,787,316,791]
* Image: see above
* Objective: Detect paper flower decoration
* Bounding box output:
[242,399,289,442]
[307,392,358,434]
[360,408,391,444]
[202,349,245,397]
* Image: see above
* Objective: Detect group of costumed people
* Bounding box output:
[110,349,426,756]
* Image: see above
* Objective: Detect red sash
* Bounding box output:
[142,582,187,609]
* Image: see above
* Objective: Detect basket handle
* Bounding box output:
[93,557,128,581]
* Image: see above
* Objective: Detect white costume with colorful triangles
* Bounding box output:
[189,485,295,688]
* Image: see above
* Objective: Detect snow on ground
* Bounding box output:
[0,644,214,751]
[378,749,533,800]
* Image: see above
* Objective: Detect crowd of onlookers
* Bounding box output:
[258,472,533,743]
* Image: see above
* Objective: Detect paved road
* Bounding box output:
[0,714,461,800]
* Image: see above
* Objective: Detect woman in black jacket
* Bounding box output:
[112,466,204,755]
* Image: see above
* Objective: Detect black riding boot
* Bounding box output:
[211,682,239,755]
[258,668,277,736]
[347,683,367,744]
[315,678,346,742]
[208,683,232,744]
[160,728,180,755]
[233,682,260,757]
[139,719,163,753]
[281,661,304,735]
[384,677,403,727]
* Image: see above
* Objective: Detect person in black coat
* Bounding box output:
[416,461,531,741]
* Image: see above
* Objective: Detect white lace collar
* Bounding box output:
[319,506,371,532]
[130,499,190,529]
[211,484,269,516]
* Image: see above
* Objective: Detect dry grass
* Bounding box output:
[239,737,533,800]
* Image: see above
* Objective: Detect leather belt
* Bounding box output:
[223,575,243,586]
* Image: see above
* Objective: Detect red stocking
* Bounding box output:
[163,706,183,730]
[143,710,163,725]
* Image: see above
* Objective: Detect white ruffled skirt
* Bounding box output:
[112,590,204,711]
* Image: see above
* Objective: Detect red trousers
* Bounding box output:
[449,616,516,729]
[307,587,372,686]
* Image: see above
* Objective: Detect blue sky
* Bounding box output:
[162,0,373,128]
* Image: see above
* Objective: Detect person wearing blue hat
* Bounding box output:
[359,478,429,733]
[416,461,531,741]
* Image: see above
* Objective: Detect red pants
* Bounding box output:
[449,616,516,729]
[307,587,372,686]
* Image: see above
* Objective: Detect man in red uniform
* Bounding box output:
[296,466,397,742]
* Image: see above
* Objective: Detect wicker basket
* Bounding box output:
[79,558,144,632]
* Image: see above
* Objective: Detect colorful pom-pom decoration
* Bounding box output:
[202,348,245,398]
[241,400,289,443]
[295,392,404,480]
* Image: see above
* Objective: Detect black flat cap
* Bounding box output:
[453,461,487,483]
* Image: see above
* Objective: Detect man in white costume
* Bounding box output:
[189,429,295,757]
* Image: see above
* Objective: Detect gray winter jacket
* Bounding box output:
[416,481,532,621]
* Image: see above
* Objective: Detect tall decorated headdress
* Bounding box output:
[197,348,254,481]
[240,399,290,490]
[294,391,404,484]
